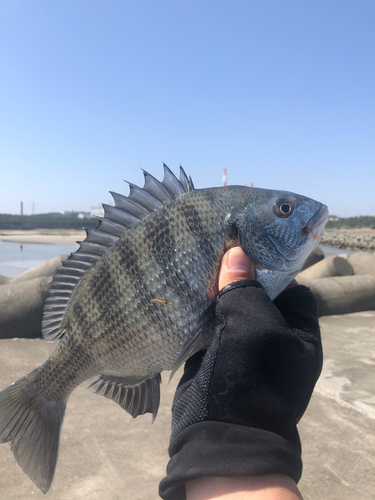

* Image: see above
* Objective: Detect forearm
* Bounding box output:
[186,475,304,500]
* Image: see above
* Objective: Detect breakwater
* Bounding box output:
[321,229,375,252]
[1,249,375,339]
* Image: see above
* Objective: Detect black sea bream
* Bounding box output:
[0,165,328,492]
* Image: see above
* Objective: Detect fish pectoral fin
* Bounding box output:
[170,300,216,381]
[86,374,161,423]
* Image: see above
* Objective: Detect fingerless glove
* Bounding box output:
[159,280,322,500]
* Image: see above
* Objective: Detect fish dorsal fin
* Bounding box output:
[86,374,161,422]
[42,165,195,341]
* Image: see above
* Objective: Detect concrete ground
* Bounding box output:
[0,311,374,500]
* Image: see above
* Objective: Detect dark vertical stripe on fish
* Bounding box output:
[178,202,219,270]
[143,214,176,260]
[177,203,208,236]
[72,302,92,334]
[142,214,193,303]
[118,238,151,301]
[90,263,121,319]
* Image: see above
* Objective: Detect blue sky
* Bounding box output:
[1,0,374,217]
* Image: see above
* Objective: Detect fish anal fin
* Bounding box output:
[170,300,216,380]
[86,374,161,423]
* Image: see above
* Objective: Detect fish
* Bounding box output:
[0,165,328,493]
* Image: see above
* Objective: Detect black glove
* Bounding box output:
[159,280,322,500]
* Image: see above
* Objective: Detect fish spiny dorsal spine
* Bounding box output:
[41,165,195,341]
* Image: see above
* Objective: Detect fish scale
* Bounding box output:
[0,165,328,493]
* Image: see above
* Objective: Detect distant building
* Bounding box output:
[36,211,91,219]
[90,206,104,218]
[327,215,340,221]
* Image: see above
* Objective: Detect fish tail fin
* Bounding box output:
[0,369,67,493]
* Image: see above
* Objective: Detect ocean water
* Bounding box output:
[0,241,79,278]
[320,245,355,257]
[0,240,354,279]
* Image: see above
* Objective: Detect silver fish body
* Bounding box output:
[0,166,328,492]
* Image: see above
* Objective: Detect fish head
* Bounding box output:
[235,187,328,274]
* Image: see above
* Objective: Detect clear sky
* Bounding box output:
[1,0,374,217]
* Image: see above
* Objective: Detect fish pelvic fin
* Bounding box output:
[0,369,67,493]
[86,374,161,423]
[170,300,217,380]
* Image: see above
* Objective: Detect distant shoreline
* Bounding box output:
[1,228,374,252]
[0,229,86,245]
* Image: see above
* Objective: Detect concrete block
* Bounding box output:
[0,276,52,339]
[308,275,375,316]
[348,251,375,277]
[338,253,349,259]
[9,254,67,284]
[298,255,353,283]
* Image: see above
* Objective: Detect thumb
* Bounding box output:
[218,247,255,291]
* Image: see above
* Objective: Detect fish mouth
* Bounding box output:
[304,204,329,239]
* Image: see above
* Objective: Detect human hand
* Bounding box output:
[218,246,298,291]
[217,246,255,289]
[159,247,321,500]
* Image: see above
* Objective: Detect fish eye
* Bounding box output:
[273,199,294,218]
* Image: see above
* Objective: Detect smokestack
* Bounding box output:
[20,201,23,216]
[223,168,227,187]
